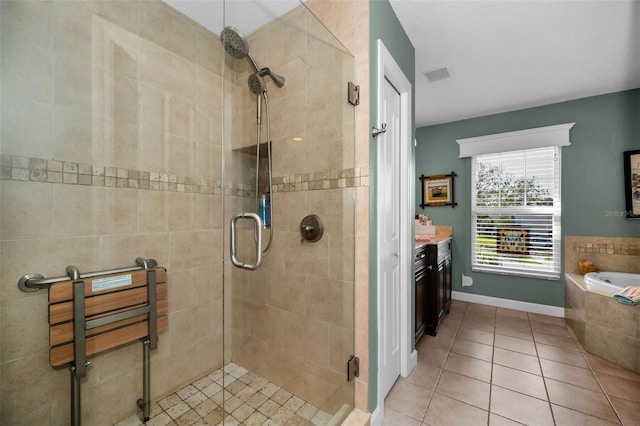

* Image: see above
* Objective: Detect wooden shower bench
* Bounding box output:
[18,258,167,425]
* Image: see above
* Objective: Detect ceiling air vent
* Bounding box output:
[424,67,451,82]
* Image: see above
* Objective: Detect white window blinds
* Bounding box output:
[471,146,561,279]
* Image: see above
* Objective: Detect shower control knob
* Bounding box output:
[300,214,324,242]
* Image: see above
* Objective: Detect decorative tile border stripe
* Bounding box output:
[1,154,225,194]
[0,154,369,196]
[272,167,369,193]
[575,241,639,256]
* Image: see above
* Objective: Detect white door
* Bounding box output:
[378,76,402,400]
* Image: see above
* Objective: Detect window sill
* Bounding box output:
[471,265,561,280]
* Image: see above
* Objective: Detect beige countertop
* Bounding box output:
[414,226,453,249]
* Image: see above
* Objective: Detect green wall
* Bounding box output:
[369,0,415,414]
[415,89,640,309]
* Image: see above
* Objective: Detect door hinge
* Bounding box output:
[347,81,360,106]
[347,355,360,381]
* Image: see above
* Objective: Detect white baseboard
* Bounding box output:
[452,291,565,317]
[401,349,418,378]
[369,406,382,426]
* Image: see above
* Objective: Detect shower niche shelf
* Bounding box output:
[233,141,271,157]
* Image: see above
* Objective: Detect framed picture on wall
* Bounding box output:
[624,149,640,219]
[419,172,458,208]
[426,178,451,203]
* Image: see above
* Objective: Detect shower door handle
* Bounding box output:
[230,212,263,270]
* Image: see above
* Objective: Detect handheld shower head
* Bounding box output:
[248,73,266,96]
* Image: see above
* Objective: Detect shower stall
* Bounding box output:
[0,0,357,424]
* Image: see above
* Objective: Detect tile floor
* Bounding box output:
[383,300,640,426]
[115,363,333,426]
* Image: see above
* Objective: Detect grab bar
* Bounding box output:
[17,258,158,292]
[230,212,263,270]
[22,258,163,426]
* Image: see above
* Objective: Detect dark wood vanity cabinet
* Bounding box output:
[414,245,429,342]
[415,239,452,341]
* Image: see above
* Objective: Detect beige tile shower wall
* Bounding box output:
[305,0,371,413]
[0,2,225,424]
[227,0,368,415]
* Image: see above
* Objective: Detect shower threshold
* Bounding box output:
[114,362,334,426]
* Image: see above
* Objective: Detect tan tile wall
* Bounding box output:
[0,2,226,424]
[304,0,371,413]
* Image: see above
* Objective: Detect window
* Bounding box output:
[457,123,573,280]
[471,147,561,279]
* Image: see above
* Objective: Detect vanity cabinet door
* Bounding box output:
[436,261,445,323]
[425,239,452,337]
[415,267,427,342]
[415,247,428,342]
[443,256,452,314]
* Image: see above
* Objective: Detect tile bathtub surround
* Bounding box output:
[564,274,586,345]
[565,236,640,274]
[565,273,640,375]
[584,290,640,374]
[564,236,640,376]
[383,300,640,426]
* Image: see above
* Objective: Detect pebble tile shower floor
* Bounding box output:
[114,363,333,426]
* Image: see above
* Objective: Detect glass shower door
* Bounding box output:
[220,0,357,423]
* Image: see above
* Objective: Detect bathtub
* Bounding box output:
[584,271,640,296]
[565,272,640,374]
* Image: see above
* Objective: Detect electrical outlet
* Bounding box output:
[462,275,473,287]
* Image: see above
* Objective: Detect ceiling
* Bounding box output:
[388,0,640,127]
[163,0,300,37]
[165,0,640,128]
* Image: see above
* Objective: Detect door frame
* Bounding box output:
[374,39,417,423]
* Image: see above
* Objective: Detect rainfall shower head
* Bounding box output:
[221,26,261,72]
[220,26,250,60]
